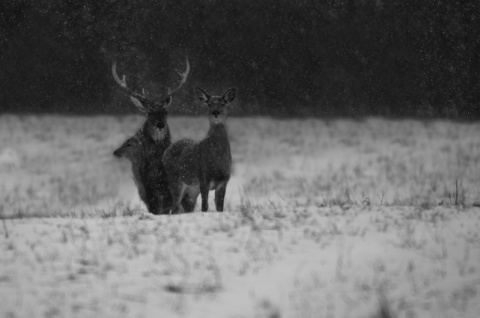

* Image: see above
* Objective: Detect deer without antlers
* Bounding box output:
[163,87,236,214]
[112,58,191,214]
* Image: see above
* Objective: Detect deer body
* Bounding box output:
[114,134,172,214]
[112,58,190,214]
[163,87,236,213]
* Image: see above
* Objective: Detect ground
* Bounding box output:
[0,115,479,318]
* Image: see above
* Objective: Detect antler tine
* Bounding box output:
[112,62,127,88]
[167,57,190,96]
[112,62,148,101]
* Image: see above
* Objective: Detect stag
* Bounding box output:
[112,58,190,214]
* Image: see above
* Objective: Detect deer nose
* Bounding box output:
[212,110,220,118]
[113,149,121,157]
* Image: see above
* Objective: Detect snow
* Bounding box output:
[0,115,479,317]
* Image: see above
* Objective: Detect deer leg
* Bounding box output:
[181,185,200,212]
[170,182,186,214]
[182,193,197,212]
[182,193,194,212]
[161,185,174,214]
[214,182,227,212]
[200,181,209,212]
[155,196,164,215]
[181,193,191,212]
[158,194,173,215]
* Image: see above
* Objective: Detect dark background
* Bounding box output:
[1,0,479,118]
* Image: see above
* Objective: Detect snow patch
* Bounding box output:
[0,147,21,170]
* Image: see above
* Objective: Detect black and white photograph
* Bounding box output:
[1,1,480,317]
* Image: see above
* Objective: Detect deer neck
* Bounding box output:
[206,122,228,141]
[142,123,172,147]
[204,122,230,156]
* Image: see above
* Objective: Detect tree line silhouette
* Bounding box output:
[1,0,479,118]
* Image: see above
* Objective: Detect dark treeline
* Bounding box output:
[0,0,479,118]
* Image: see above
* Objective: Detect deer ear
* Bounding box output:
[195,87,210,103]
[130,96,147,113]
[223,88,236,103]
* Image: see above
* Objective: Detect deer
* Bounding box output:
[113,134,173,214]
[163,87,236,214]
[112,58,190,214]
[111,58,189,144]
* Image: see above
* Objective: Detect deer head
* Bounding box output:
[112,58,190,141]
[113,135,143,162]
[195,87,236,125]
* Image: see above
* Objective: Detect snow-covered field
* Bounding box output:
[1,115,479,318]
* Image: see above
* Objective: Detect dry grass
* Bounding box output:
[0,115,479,318]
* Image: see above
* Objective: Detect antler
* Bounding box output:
[167,57,190,96]
[112,62,152,105]
[112,57,190,112]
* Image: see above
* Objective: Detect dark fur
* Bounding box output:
[114,132,173,214]
[114,115,193,214]
[112,59,190,214]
